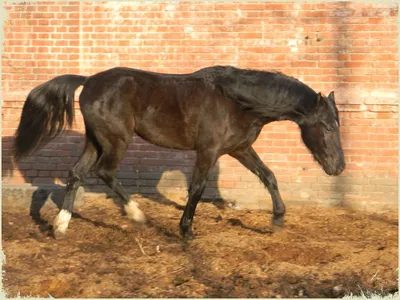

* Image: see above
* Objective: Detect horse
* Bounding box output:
[12,65,345,239]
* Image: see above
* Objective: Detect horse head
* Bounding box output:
[299,91,345,176]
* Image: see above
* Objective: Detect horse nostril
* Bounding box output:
[335,165,345,176]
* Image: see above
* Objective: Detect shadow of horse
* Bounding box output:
[2,130,224,233]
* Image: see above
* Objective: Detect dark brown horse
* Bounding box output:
[13,65,345,239]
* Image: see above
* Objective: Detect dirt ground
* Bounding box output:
[2,195,398,298]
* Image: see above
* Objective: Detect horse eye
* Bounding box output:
[320,121,332,132]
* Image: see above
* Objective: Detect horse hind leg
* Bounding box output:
[53,135,99,239]
[93,134,146,224]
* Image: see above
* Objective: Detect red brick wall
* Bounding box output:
[2,2,398,210]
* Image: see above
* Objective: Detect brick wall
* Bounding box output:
[2,1,398,211]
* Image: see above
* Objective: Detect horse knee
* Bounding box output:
[95,168,106,179]
[189,180,206,196]
[265,172,277,184]
[95,168,115,186]
[66,170,82,190]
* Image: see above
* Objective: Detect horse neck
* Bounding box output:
[271,102,317,126]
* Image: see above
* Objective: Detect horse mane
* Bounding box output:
[212,66,318,120]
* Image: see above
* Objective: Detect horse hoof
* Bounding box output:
[53,229,67,240]
[133,211,147,224]
[184,233,195,240]
[180,228,195,240]
[272,215,284,227]
[53,209,71,239]
[182,233,195,240]
[125,202,147,224]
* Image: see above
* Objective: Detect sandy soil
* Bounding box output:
[2,195,398,298]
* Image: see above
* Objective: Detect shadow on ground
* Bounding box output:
[2,131,224,233]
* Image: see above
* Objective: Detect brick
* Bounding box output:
[2,2,397,209]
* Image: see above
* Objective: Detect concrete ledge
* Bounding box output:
[2,183,396,214]
[2,183,85,210]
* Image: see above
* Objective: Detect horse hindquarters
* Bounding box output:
[53,77,146,238]
[80,80,146,221]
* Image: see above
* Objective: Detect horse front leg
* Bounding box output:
[230,147,286,227]
[179,149,219,239]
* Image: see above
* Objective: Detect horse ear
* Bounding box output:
[328,91,335,102]
[317,92,323,105]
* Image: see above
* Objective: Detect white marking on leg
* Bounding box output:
[53,209,72,235]
[125,201,147,224]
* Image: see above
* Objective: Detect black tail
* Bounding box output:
[13,74,87,161]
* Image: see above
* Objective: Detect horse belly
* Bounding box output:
[129,77,206,150]
[134,115,195,150]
